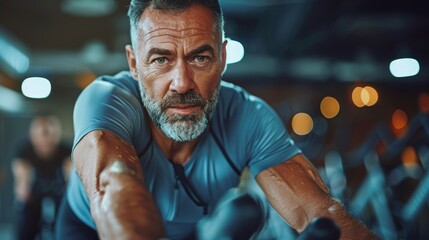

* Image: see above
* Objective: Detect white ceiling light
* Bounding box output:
[62,0,116,17]
[21,77,52,99]
[226,38,245,64]
[0,86,26,112]
[389,58,420,78]
[0,28,30,75]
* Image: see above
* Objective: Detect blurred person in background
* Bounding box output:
[11,115,72,240]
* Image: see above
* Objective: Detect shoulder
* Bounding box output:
[80,71,139,100]
[74,70,143,117]
[98,71,139,93]
[218,81,254,103]
[73,71,145,148]
[213,81,286,146]
[217,81,278,122]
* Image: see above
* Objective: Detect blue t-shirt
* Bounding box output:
[67,71,301,239]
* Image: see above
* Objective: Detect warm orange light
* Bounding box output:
[392,109,408,130]
[419,92,429,113]
[291,113,313,136]
[401,146,419,166]
[352,87,365,107]
[364,86,378,106]
[361,88,370,105]
[320,96,340,119]
[76,71,97,89]
[352,86,379,108]
[0,72,19,90]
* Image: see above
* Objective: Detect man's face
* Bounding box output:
[127,4,227,142]
[30,118,61,155]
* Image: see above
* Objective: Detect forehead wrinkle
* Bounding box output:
[144,33,215,46]
[135,5,220,48]
[142,27,214,41]
[141,29,217,52]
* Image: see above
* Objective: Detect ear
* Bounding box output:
[220,39,228,75]
[125,45,138,80]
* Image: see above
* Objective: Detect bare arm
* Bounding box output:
[11,158,33,203]
[73,130,165,239]
[256,154,379,240]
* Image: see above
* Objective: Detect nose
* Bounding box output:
[169,60,195,94]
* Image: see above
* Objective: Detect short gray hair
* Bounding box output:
[127,0,224,47]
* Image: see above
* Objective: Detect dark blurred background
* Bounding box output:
[1,0,428,239]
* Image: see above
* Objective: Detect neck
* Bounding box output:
[34,147,56,160]
[150,123,199,165]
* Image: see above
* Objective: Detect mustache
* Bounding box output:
[160,91,206,110]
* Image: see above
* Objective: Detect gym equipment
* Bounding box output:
[196,189,264,240]
[349,152,398,240]
[332,113,429,239]
[296,217,340,240]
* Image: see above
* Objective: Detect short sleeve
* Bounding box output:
[244,96,301,176]
[72,79,144,149]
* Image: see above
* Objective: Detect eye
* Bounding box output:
[194,56,210,63]
[152,57,168,65]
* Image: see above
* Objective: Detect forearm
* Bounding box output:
[74,130,165,239]
[91,161,164,240]
[261,176,377,240]
[11,159,32,202]
[257,155,379,240]
[314,197,379,240]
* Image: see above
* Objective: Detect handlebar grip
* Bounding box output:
[296,217,341,240]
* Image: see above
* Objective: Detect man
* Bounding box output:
[12,115,72,240]
[56,0,378,239]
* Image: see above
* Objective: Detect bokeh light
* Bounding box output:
[418,92,429,113]
[360,88,370,105]
[21,77,51,99]
[363,86,378,106]
[352,86,379,107]
[320,96,340,119]
[76,71,97,89]
[0,37,30,75]
[389,58,420,78]
[392,109,408,130]
[352,87,365,107]
[226,38,245,64]
[401,146,419,167]
[291,112,313,136]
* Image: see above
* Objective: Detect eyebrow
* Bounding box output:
[146,48,172,62]
[187,44,215,58]
[145,44,215,62]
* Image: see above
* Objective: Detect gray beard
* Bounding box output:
[138,82,220,142]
